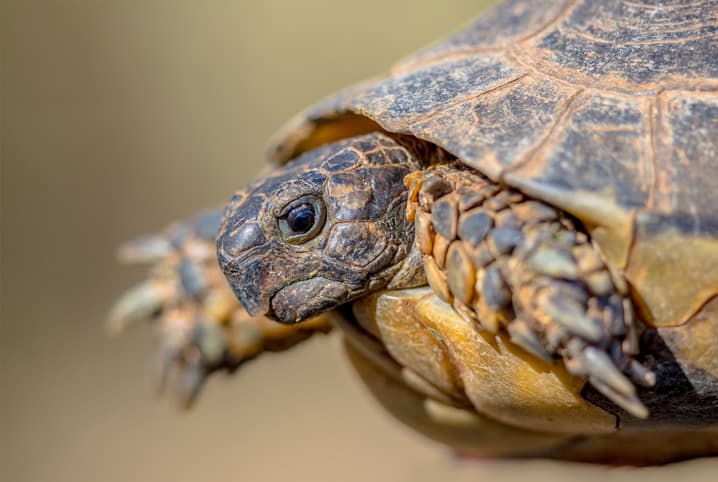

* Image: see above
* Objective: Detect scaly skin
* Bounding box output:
[108,211,331,405]
[215,132,652,416]
[406,164,654,417]
[112,132,654,414]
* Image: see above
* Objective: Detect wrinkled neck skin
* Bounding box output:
[216,132,437,324]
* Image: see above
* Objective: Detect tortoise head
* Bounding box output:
[217,133,422,323]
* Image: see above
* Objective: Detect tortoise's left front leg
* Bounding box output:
[406,165,655,418]
[108,211,331,406]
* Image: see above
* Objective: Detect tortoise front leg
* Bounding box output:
[406,165,655,418]
[108,211,331,406]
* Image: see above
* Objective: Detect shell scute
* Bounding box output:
[522,1,718,92]
[626,93,718,327]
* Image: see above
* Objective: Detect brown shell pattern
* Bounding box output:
[269,0,718,339]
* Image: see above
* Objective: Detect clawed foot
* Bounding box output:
[108,211,330,405]
[407,165,656,418]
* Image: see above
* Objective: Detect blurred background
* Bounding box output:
[2,1,716,481]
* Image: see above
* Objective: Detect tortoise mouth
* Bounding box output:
[270,277,350,324]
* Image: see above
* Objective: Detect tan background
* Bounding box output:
[2,1,716,481]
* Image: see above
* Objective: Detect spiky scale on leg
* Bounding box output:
[109,210,331,406]
[407,164,655,418]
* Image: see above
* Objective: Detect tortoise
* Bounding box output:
[109,0,718,464]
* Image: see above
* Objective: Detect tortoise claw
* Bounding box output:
[155,340,206,408]
[506,319,553,363]
[178,362,206,408]
[574,345,649,419]
[106,280,176,334]
[117,234,173,264]
[628,359,657,388]
[589,376,649,420]
[153,309,229,407]
[582,346,635,397]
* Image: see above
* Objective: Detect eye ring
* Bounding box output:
[277,195,326,244]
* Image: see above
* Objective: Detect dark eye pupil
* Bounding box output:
[287,204,315,233]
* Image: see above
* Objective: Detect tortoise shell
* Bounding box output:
[268,0,718,401]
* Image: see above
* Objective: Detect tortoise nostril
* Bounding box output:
[220,222,266,257]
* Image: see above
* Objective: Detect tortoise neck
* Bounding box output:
[386,133,455,168]
[386,240,427,291]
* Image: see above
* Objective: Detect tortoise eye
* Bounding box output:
[286,204,315,233]
[277,195,326,244]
